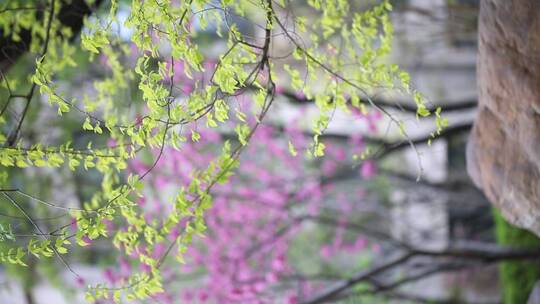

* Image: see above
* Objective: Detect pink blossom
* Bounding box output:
[107,138,117,148]
[287,295,299,304]
[182,291,194,302]
[75,276,85,287]
[322,160,337,176]
[70,218,77,231]
[168,226,180,240]
[182,83,194,94]
[81,235,93,245]
[103,219,114,235]
[140,263,151,273]
[371,243,381,253]
[198,291,209,301]
[361,160,377,179]
[320,245,332,260]
[104,268,116,284]
[152,242,166,259]
[119,258,131,276]
[271,255,286,272]
[334,148,347,161]
[265,272,278,284]
[354,237,368,251]
[259,189,285,206]
[294,90,306,100]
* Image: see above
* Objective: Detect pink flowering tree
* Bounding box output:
[122,116,385,303]
[75,53,390,302]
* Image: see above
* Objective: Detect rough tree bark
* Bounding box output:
[467,0,540,235]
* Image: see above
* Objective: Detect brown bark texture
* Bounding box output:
[467,0,540,235]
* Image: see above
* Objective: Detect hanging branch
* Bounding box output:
[278,88,477,113]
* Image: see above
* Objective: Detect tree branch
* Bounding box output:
[302,252,414,304]
[302,242,540,304]
[279,89,477,113]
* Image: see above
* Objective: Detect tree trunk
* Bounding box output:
[467,0,540,235]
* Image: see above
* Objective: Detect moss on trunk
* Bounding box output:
[493,209,540,303]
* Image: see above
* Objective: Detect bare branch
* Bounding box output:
[302,242,540,303]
